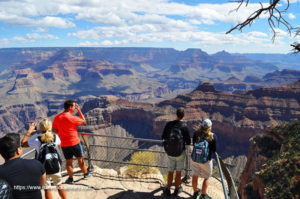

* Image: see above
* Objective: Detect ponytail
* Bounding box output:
[195,126,214,142]
[39,119,54,143]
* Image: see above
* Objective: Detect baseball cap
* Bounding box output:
[202,118,212,127]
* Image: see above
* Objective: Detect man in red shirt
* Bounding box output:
[53,99,91,184]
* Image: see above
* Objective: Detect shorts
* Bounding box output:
[167,151,186,171]
[44,172,63,188]
[191,160,213,179]
[62,143,84,160]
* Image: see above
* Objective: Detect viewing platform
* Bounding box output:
[47,166,226,199]
[19,133,238,199]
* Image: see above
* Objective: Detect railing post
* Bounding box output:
[215,152,229,199]
[182,145,191,183]
[81,134,94,172]
[219,157,240,199]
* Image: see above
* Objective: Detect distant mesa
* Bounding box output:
[212,50,232,57]
[50,49,75,62]
[195,82,217,92]
[244,75,263,83]
[263,69,300,79]
[224,76,243,84]
[99,69,133,76]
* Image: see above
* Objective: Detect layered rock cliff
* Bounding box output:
[72,80,300,158]
[212,69,300,93]
[1,80,299,156]
[0,49,170,106]
[0,47,282,106]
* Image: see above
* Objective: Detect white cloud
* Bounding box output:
[0,12,74,28]
[34,27,48,32]
[0,0,298,53]
[78,41,101,47]
[0,33,59,46]
[283,0,300,3]
[0,1,269,28]
[26,33,59,40]
[73,29,270,48]
[37,16,75,28]
[247,31,268,37]
[288,13,296,19]
[272,28,290,37]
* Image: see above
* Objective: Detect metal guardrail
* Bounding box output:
[21,133,239,199]
[79,133,239,199]
[21,148,36,158]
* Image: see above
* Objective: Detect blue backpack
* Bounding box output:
[191,136,211,163]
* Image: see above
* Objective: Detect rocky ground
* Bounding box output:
[46,167,226,199]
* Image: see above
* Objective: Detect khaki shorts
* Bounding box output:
[167,152,186,171]
[45,172,63,188]
[191,160,213,179]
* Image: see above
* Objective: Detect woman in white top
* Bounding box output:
[21,119,67,199]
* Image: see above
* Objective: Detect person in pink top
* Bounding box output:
[52,99,92,184]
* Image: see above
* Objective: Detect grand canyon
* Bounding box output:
[0,47,299,198]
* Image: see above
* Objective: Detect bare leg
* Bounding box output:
[57,184,67,199]
[175,171,182,189]
[66,159,73,178]
[201,178,210,194]
[45,189,53,199]
[77,157,87,174]
[192,175,198,193]
[167,171,174,189]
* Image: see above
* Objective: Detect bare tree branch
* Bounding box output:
[226,0,300,53]
[291,43,300,53]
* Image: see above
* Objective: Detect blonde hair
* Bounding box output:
[39,119,54,143]
[194,125,214,142]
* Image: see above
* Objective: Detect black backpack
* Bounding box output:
[37,135,62,174]
[163,124,184,157]
[0,179,12,199]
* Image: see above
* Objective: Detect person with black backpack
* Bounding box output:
[190,119,217,199]
[0,133,46,199]
[21,119,67,199]
[162,107,191,197]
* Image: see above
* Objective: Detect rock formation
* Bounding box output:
[0,47,281,106]
[212,69,300,93]
[238,120,299,199]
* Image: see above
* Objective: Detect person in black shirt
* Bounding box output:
[162,108,191,197]
[0,133,46,199]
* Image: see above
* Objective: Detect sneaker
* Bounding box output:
[192,190,201,199]
[199,194,211,199]
[84,172,92,179]
[173,186,183,196]
[164,188,171,197]
[65,177,74,184]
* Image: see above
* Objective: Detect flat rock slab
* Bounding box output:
[44,168,225,199]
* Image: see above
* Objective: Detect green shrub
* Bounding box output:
[126,151,159,176]
[258,120,300,199]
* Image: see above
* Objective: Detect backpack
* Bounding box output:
[37,135,62,174]
[0,179,12,199]
[163,124,184,157]
[191,135,211,163]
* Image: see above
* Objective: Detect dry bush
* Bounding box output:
[126,151,159,176]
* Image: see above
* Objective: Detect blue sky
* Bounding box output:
[0,0,299,54]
